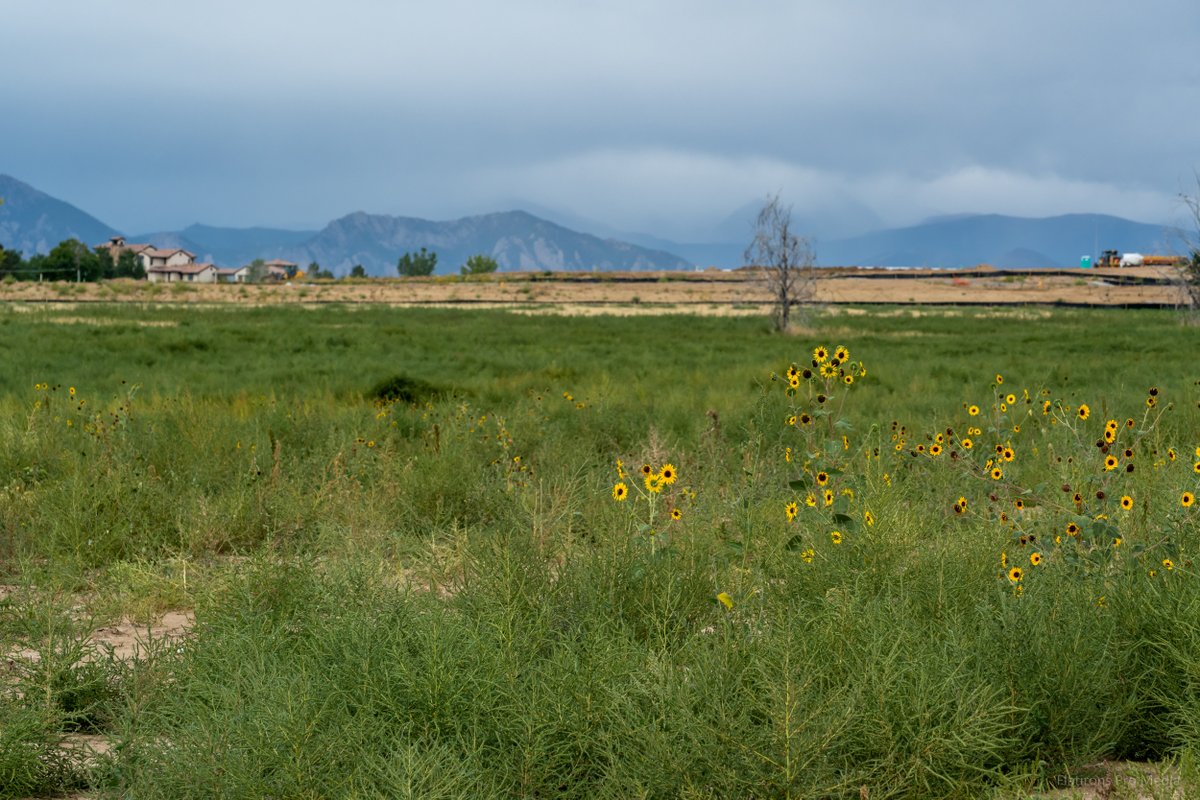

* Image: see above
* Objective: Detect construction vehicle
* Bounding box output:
[1094,250,1185,268]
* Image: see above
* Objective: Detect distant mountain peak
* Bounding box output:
[0,174,119,256]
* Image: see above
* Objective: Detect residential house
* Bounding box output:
[232,263,290,282]
[97,236,196,272]
[147,263,218,283]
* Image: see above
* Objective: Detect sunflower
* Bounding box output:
[1008,567,1023,582]
[1104,455,1118,471]
[1066,522,1081,536]
[962,438,973,449]
[641,464,653,476]
[1042,401,1052,415]
[805,494,817,508]
[785,447,792,463]
[799,412,813,426]
[660,464,677,484]
[813,346,829,363]
[1077,404,1090,421]
[996,374,1004,385]
[787,415,797,426]
[820,363,838,379]
[1147,396,1157,408]
[670,508,682,521]
[843,375,854,385]
[968,404,980,417]
[991,467,1003,480]
[1005,393,1016,405]
[788,374,801,389]
[1163,558,1175,571]
[612,482,628,501]
[832,346,848,362]
[1015,498,1025,510]
[1194,461,1200,474]
[864,511,875,526]
[786,364,800,380]
[1103,428,1116,443]
[1120,495,1133,510]
[1030,552,1042,566]
[816,471,829,486]
[645,474,663,493]
[823,489,834,506]
[785,501,799,523]
[830,530,843,545]
[930,444,942,456]
[1002,447,1015,462]
[957,495,968,510]
[1000,403,1008,413]
[1183,492,1195,509]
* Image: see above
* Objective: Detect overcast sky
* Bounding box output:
[4,0,1199,240]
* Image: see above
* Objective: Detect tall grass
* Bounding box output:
[2,303,1200,797]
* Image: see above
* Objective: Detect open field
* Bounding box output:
[0,264,1191,312]
[3,302,1200,798]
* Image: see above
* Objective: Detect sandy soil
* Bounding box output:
[0,265,1190,312]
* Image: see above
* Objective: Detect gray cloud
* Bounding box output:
[3,0,1197,237]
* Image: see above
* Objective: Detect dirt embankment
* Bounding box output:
[0,266,1190,313]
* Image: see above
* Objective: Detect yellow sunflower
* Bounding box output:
[1077,404,1090,421]
[1008,567,1023,582]
[612,482,628,502]
[659,464,678,485]
[812,346,829,363]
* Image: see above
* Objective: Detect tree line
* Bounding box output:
[0,239,501,282]
[0,239,146,282]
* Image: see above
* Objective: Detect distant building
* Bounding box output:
[261,259,298,275]
[233,263,289,282]
[97,236,196,272]
[147,263,218,283]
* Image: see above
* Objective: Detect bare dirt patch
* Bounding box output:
[0,266,1188,313]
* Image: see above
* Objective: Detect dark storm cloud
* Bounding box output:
[3,0,1197,237]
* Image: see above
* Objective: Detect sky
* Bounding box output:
[4,0,1199,241]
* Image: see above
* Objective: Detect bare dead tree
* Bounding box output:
[1177,175,1200,316]
[744,194,815,331]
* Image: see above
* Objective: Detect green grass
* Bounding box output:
[2,303,1200,797]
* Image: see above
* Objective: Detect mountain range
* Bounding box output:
[0,173,1188,273]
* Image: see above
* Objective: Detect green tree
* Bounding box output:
[461,254,499,276]
[349,264,367,278]
[244,258,268,284]
[114,249,145,280]
[43,239,106,281]
[397,247,437,277]
[0,245,22,279]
